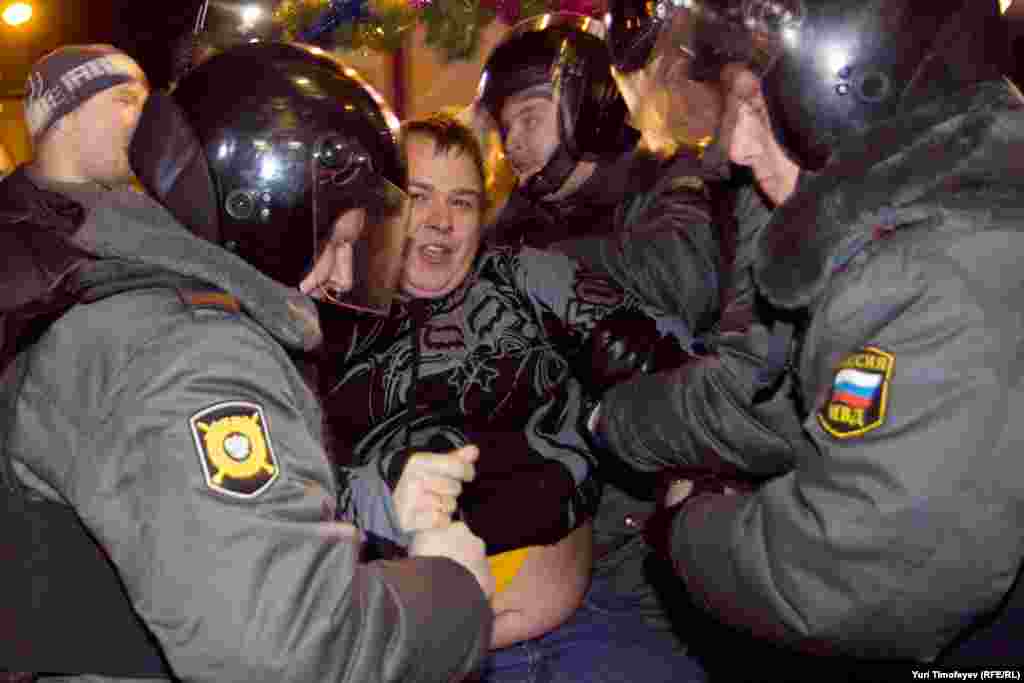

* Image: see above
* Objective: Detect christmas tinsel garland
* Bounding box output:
[275,0,605,61]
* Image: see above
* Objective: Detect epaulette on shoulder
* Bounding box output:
[176,288,241,314]
[667,175,708,198]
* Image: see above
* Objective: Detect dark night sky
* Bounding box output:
[112,0,283,88]
[110,0,209,86]
[1,0,278,94]
[4,1,1022,95]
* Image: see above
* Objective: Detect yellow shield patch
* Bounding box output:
[817,346,894,439]
[190,401,279,498]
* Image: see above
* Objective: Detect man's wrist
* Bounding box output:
[360,529,409,562]
[587,401,601,434]
[585,401,610,451]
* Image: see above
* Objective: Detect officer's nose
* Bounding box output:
[725,105,764,168]
[504,125,525,156]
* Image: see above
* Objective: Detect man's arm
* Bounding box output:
[597,317,808,477]
[515,246,692,350]
[79,315,492,682]
[666,248,1024,661]
[489,521,593,649]
[552,153,725,334]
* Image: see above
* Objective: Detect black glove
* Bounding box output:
[575,308,691,399]
[575,309,693,497]
[645,466,760,561]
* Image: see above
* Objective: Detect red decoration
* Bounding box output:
[480,0,522,24]
[556,0,602,15]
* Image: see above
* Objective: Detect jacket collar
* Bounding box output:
[499,144,719,228]
[0,166,85,232]
[70,189,322,352]
[503,147,642,222]
[755,80,1024,311]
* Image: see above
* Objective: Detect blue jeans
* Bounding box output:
[478,574,706,683]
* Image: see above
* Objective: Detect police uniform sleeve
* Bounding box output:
[598,316,807,477]
[76,311,491,681]
[516,246,691,345]
[553,156,723,334]
[341,458,412,547]
[668,240,1023,661]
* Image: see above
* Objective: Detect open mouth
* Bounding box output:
[418,242,454,263]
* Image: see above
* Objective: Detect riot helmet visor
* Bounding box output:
[638,0,802,82]
[133,42,414,317]
[306,135,412,315]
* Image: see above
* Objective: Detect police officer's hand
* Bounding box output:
[410,522,496,599]
[576,308,691,399]
[393,445,478,533]
[658,467,757,508]
[661,479,739,507]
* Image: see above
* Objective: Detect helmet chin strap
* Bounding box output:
[522,142,579,200]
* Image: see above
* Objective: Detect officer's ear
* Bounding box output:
[129,91,221,245]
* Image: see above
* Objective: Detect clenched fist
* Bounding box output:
[410,522,496,599]
[575,308,691,399]
[393,445,478,533]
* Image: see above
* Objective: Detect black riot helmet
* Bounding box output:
[607,0,662,75]
[606,0,724,154]
[475,12,637,198]
[622,0,1010,170]
[130,41,411,315]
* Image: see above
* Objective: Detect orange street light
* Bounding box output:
[241,4,262,24]
[2,2,33,26]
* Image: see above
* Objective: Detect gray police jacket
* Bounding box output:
[7,190,492,680]
[603,80,1024,660]
[508,147,730,336]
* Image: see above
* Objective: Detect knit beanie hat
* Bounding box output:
[24,44,144,142]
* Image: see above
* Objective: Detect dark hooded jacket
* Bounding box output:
[0,167,95,367]
[0,168,174,676]
[603,79,1024,662]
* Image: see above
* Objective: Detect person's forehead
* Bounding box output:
[81,81,147,112]
[108,80,148,95]
[407,135,483,191]
[105,53,149,86]
[502,86,554,116]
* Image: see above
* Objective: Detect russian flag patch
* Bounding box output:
[818,346,894,439]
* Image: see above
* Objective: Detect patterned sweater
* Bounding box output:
[319,245,689,553]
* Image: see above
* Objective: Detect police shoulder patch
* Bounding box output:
[668,175,708,198]
[189,401,279,498]
[817,346,894,439]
